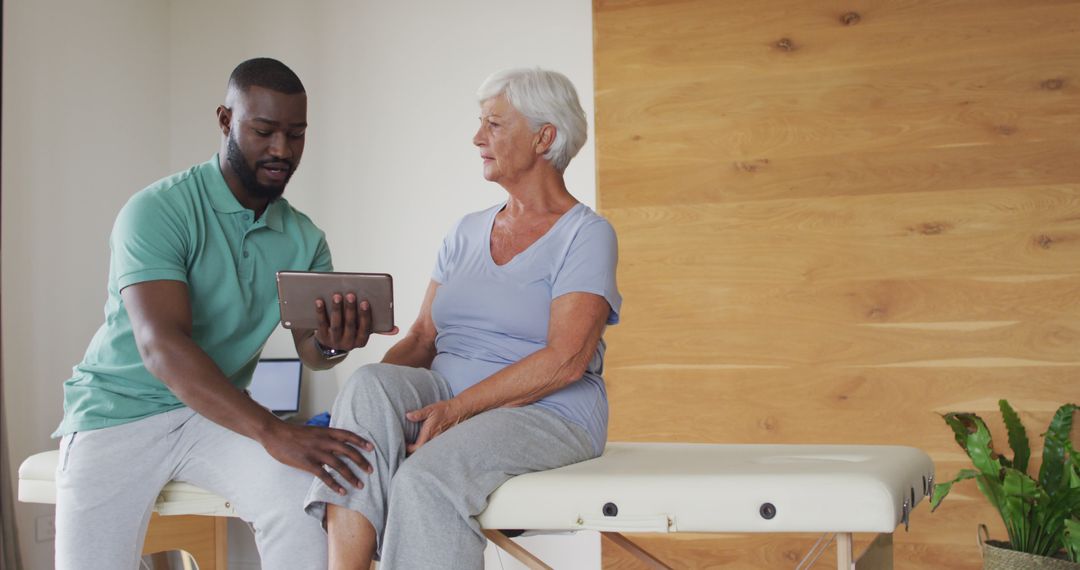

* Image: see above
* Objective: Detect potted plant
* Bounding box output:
[931,400,1079,568]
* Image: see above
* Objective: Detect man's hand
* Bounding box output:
[313,293,399,352]
[405,398,470,454]
[314,293,371,351]
[260,422,374,495]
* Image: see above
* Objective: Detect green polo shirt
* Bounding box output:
[54,155,332,436]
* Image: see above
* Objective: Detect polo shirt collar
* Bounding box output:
[263,199,285,232]
[204,155,246,214]
[203,154,286,232]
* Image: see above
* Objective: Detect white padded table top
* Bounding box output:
[19,450,236,517]
[17,450,60,505]
[478,443,933,534]
[22,443,934,535]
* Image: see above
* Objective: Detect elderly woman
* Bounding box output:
[304,68,621,569]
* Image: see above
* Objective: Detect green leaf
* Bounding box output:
[1033,487,1080,556]
[1000,399,1031,474]
[1052,487,1080,522]
[1002,469,1044,552]
[1066,438,1080,489]
[936,402,1080,559]
[930,468,979,511]
[1064,518,1080,562]
[943,412,973,451]
[974,472,1007,520]
[958,412,1003,478]
[1040,404,1078,497]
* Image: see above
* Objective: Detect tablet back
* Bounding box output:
[276,271,395,332]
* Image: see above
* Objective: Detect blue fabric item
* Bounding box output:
[306,412,331,427]
[429,202,621,455]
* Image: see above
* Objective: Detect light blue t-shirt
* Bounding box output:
[430,202,621,455]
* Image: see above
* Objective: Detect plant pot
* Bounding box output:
[979,525,1080,570]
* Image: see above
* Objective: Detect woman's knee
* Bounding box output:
[338,363,398,402]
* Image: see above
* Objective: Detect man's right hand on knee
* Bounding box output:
[259,422,373,495]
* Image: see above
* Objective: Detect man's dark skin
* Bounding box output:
[120,83,390,495]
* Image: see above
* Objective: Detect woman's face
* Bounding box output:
[473,95,541,185]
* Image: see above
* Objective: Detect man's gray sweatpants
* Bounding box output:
[54,407,327,570]
[304,363,596,569]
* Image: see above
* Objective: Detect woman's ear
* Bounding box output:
[535,124,557,155]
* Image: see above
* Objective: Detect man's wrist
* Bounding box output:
[313,336,349,360]
[251,411,282,445]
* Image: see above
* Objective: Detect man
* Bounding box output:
[53,58,380,569]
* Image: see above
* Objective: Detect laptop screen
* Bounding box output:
[248,358,302,415]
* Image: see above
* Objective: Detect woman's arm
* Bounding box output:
[381,280,440,369]
[406,291,609,452]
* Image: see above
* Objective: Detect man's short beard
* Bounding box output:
[226,133,291,202]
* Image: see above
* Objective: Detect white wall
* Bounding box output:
[2,1,171,568]
[4,1,597,568]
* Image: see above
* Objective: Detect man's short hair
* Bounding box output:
[228,58,305,95]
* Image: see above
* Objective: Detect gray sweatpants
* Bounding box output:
[54,407,326,570]
[304,363,596,569]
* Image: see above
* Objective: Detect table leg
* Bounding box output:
[483,530,552,570]
[837,533,853,570]
[601,532,674,570]
[855,533,893,570]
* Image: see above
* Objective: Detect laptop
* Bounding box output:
[248,358,303,418]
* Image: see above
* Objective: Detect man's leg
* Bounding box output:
[174,410,328,570]
[379,406,595,570]
[54,409,188,570]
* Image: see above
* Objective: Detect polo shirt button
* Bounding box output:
[243,250,250,258]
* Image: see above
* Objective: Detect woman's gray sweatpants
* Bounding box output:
[303,363,596,569]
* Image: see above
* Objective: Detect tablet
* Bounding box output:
[276,271,395,333]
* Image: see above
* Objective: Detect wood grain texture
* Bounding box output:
[142,514,226,570]
[598,141,1080,208]
[594,0,1080,567]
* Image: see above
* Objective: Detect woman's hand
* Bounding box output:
[405,398,471,453]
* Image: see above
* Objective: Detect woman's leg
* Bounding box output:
[380,406,595,570]
[327,504,376,570]
[303,362,452,566]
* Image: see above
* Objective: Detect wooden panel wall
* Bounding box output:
[593,0,1080,567]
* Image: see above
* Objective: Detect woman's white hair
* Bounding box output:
[477,68,587,173]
